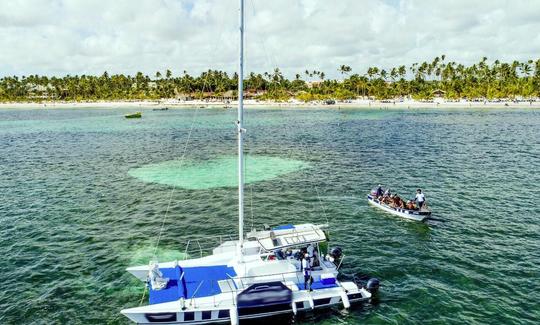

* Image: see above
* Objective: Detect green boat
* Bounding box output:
[125,112,142,119]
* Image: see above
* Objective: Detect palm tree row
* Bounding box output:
[1,56,539,102]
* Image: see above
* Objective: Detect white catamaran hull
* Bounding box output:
[122,283,371,324]
[121,224,378,325]
[367,195,430,222]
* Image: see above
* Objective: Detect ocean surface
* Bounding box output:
[0,106,538,324]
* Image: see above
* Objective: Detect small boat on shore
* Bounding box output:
[125,112,142,118]
[367,187,431,222]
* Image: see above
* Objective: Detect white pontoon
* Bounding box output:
[121,224,377,324]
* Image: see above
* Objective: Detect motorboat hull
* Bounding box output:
[125,112,142,118]
[367,195,430,222]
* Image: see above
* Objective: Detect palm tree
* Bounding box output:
[390,67,398,82]
[339,65,352,76]
[380,69,387,81]
[367,67,379,80]
[2,55,539,102]
[520,62,532,77]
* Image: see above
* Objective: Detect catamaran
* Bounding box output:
[120,1,379,324]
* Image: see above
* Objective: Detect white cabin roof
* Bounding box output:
[247,223,328,251]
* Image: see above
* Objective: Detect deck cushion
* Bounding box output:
[149,265,237,305]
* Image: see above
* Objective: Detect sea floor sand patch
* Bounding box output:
[129,246,189,266]
[128,156,309,189]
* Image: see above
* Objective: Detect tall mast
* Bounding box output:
[237,0,245,259]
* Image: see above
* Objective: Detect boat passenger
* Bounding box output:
[285,247,293,258]
[307,243,315,258]
[393,194,404,208]
[270,230,279,246]
[383,188,391,197]
[312,248,320,267]
[301,253,313,291]
[294,251,303,260]
[274,249,286,260]
[415,189,426,210]
[387,194,395,206]
[376,185,384,197]
[406,200,416,210]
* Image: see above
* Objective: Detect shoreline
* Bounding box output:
[0,99,539,109]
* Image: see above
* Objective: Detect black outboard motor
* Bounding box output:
[328,247,343,266]
[329,247,343,260]
[366,278,380,294]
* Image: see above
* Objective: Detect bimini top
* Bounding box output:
[250,223,328,251]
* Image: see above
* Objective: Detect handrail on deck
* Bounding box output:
[189,280,205,308]
[197,240,203,258]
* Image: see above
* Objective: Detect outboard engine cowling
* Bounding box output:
[366,278,380,294]
[329,247,343,260]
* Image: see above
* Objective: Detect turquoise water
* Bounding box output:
[128,156,308,189]
[0,107,539,324]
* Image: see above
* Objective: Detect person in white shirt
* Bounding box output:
[301,253,313,291]
[415,189,426,210]
[307,244,314,258]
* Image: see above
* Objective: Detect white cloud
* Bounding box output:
[0,0,539,78]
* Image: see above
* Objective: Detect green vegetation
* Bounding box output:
[1,56,539,102]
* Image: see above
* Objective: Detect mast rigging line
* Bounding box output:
[246,0,329,226]
[152,105,201,257]
[151,71,222,257]
[151,5,232,257]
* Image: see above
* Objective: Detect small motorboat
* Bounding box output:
[367,187,431,222]
[152,107,169,111]
[125,112,142,118]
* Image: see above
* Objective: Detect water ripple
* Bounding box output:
[0,107,538,324]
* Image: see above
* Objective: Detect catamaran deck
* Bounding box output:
[149,265,237,304]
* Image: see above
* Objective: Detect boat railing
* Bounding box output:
[179,233,237,258]
[189,280,205,308]
[177,233,238,242]
[231,267,330,291]
[183,264,340,310]
[175,225,331,259]
[255,224,328,248]
[267,224,328,240]
[336,254,345,270]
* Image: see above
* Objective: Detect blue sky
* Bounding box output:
[0,0,539,78]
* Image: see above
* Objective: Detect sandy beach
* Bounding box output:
[1,98,539,110]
